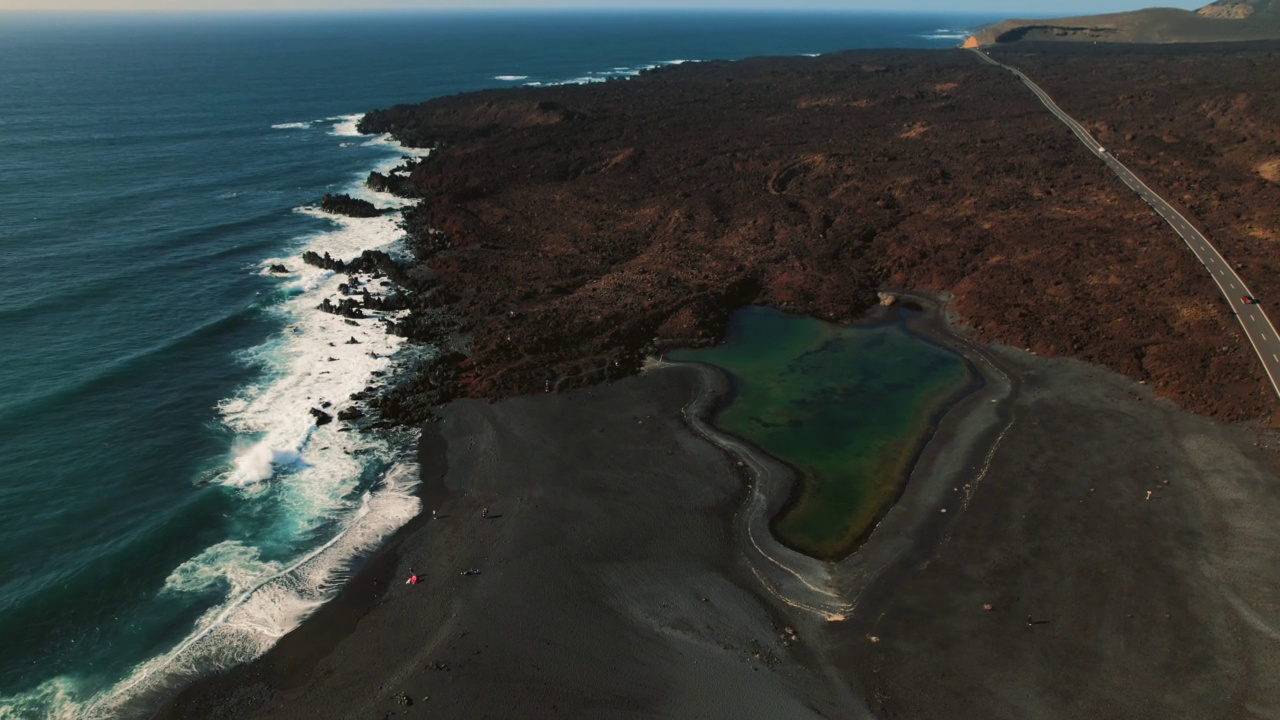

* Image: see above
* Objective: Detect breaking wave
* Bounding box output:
[0,115,427,720]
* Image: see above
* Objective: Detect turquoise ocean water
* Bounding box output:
[0,11,1003,717]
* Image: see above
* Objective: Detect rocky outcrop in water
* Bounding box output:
[319,193,382,218]
[319,298,365,319]
[301,249,411,284]
[366,170,416,198]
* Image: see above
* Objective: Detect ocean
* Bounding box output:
[0,10,1003,718]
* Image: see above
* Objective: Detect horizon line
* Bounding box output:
[0,6,1049,16]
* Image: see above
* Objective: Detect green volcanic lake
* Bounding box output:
[669,305,977,561]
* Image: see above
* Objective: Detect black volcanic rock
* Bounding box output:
[366,171,415,198]
[310,408,333,426]
[319,297,365,319]
[354,45,1279,423]
[302,249,411,288]
[320,193,381,218]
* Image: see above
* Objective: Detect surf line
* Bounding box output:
[93,467,417,716]
[90,116,427,718]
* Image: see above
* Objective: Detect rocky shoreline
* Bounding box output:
[147,33,1280,720]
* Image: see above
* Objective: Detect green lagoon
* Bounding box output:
[669,305,976,561]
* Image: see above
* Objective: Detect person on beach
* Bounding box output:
[481,507,489,519]
[406,567,419,585]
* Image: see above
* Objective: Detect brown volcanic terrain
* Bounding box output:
[357,46,1279,422]
[990,41,1280,296]
[968,0,1280,46]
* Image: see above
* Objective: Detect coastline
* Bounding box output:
[153,297,1008,717]
[17,20,1280,720]
[159,350,868,719]
[153,424,449,719]
[156,295,1280,718]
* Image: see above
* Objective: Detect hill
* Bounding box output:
[966,0,1280,45]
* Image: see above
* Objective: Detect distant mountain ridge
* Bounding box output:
[965,0,1280,45]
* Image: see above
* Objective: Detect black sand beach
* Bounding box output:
[159,303,1280,719]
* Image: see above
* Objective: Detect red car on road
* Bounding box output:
[1242,295,1258,305]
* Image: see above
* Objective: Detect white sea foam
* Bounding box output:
[219,211,411,494]
[494,74,529,81]
[533,58,703,87]
[0,678,81,720]
[161,541,284,596]
[58,459,421,720]
[0,114,430,720]
[562,75,609,85]
[920,29,970,39]
[227,443,305,486]
[329,113,364,137]
[343,149,429,208]
[271,121,313,130]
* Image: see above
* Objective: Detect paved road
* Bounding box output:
[970,47,1280,402]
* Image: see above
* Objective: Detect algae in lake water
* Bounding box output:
[670,306,975,560]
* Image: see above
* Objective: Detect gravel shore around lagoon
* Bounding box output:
[158,305,1280,719]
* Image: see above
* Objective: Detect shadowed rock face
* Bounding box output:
[968,0,1280,46]
[357,46,1279,422]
